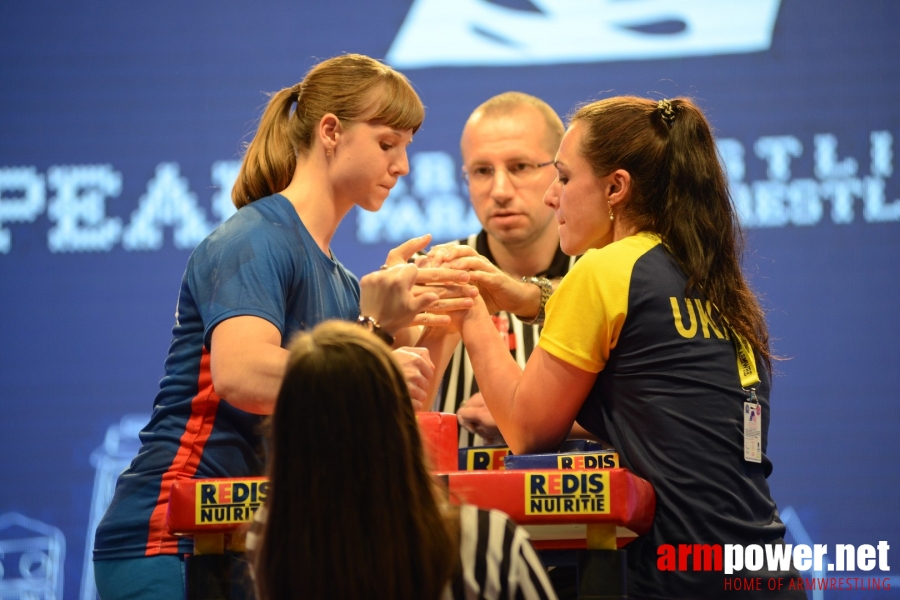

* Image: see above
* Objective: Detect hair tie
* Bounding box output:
[657,99,676,126]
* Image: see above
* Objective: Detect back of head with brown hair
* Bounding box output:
[254,320,456,600]
[571,96,771,366]
[232,53,425,209]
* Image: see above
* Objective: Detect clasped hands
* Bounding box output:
[364,233,542,333]
[360,234,540,414]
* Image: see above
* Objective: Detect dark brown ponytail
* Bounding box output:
[572,96,771,367]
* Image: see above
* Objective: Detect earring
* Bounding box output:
[608,202,614,221]
[326,149,332,157]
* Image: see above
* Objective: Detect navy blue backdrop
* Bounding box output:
[1,1,898,598]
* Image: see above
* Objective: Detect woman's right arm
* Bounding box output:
[210,316,439,414]
[210,264,462,415]
[457,298,597,455]
[207,238,473,415]
[210,315,289,415]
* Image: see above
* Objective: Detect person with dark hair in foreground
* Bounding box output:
[451,96,804,598]
[247,320,557,600]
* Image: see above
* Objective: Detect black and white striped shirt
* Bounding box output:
[433,232,577,448]
[246,503,557,600]
[446,503,557,600]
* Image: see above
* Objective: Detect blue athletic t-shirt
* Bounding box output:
[94,193,360,559]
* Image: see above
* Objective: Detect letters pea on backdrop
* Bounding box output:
[1,1,898,598]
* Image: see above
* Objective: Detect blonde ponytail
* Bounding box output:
[232,54,424,209]
[232,87,298,209]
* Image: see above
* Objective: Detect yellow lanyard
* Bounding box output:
[732,331,763,462]
[732,331,760,391]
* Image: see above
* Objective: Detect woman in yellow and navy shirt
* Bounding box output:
[453,96,804,599]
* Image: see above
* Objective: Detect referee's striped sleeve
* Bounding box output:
[456,505,557,600]
[482,506,510,598]
[459,504,481,597]
[512,526,555,600]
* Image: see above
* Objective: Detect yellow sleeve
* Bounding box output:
[538,233,659,373]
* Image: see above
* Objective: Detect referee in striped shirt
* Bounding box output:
[247,501,557,599]
[422,91,594,600]
[428,93,582,448]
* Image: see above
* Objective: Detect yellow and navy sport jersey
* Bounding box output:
[539,233,800,598]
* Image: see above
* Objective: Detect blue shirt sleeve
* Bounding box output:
[190,221,300,349]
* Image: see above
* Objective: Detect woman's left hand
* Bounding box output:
[391,346,434,410]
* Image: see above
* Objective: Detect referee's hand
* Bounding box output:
[457,392,505,445]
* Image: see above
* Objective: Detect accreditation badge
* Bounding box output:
[743,400,762,463]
